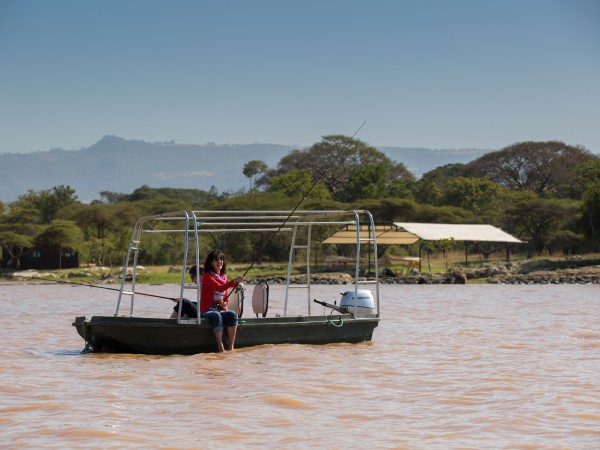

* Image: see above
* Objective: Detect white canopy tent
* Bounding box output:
[322,223,522,245]
[393,223,523,243]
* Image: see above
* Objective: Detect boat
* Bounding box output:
[73,209,381,354]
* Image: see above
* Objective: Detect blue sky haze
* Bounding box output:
[1,0,598,153]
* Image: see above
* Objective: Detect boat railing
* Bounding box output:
[115,209,380,320]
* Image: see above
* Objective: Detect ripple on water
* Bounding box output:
[0,283,599,448]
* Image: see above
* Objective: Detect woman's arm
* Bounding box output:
[202,273,238,292]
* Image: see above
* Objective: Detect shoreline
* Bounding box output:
[246,269,600,285]
[2,259,599,285]
[248,259,600,285]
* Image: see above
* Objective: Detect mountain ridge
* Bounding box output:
[0,136,489,203]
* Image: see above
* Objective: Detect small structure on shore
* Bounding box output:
[323,222,523,271]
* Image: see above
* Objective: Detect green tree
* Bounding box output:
[500,191,580,257]
[387,178,415,200]
[59,202,141,267]
[441,177,502,217]
[434,239,455,270]
[98,191,129,204]
[577,160,600,248]
[267,169,331,199]
[34,219,84,269]
[17,185,78,223]
[0,231,35,269]
[60,203,113,239]
[360,198,420,222]
[0,203,41,269]
[463,141,598,197]
[267,135,414,201]
[547,229,586,256]
[82,237,117,270]
[414,163,465,205]
[243,160,269,190]
[339,163,388,202]
[416,204,477,223]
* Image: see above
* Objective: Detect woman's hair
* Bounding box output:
[203,249,227,274]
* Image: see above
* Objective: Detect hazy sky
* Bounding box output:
[1,0,599,154]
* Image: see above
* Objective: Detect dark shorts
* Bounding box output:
[173,298,198,318]
[201,310,238,332]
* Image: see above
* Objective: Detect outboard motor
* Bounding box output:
[339,289,375,314]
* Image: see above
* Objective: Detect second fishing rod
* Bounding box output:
[240,122,367,279]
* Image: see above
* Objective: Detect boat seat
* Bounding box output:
[252,280,269,317]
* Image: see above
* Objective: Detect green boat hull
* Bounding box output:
[73,314,379,355]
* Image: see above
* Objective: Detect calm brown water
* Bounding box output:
[0,282,598,449]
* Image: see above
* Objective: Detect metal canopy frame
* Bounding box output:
[115,209,381,319]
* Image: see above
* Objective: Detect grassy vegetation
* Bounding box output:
[133,263,300,284]
[7,262,305,284]
[4,251,598,285]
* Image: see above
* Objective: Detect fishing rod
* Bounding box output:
[241,121,367,278]
[37,278,179,301]
[38,123,367,301]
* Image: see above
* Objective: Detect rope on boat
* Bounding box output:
[327,316,344,328]
[82,342,94,354]
[80,320,94,354]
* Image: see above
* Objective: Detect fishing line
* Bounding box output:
[241,121,367,278]
[37,123,367,300]
[37,278,178,301]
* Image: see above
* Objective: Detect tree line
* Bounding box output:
[1,136,599,270]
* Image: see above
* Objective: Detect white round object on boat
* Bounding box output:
[339,290,375,314]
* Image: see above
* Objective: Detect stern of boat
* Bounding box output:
[73,316,89,340]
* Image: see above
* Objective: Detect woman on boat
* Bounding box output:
[201,249,244,352]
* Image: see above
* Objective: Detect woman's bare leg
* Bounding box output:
[225,326,237,350]
[214,330,225,352]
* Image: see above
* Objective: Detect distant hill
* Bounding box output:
[0,136,489,203]
[378,146,489,177]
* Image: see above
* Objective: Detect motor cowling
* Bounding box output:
[339,289,375,314]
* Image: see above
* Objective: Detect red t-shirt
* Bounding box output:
[200,271,238,314]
